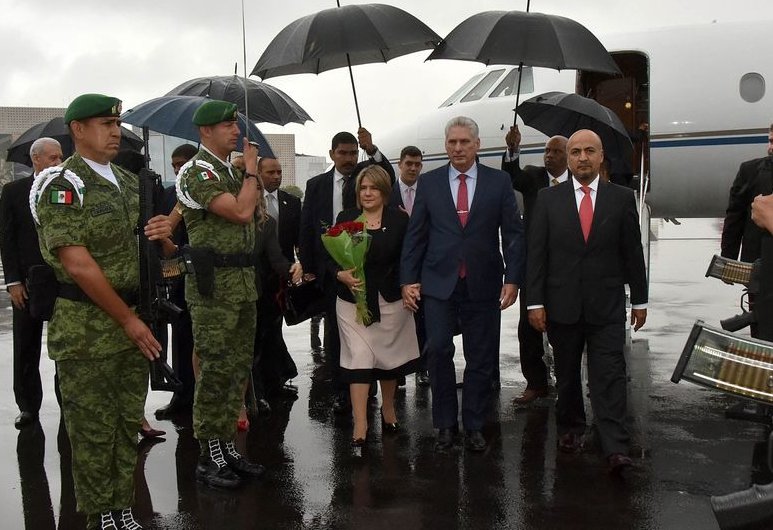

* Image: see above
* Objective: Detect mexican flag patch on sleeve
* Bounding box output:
[50,189,73,205]
[196,169,217,182]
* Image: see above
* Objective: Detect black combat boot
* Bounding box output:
[223,440,266,478]
[196,439,242,489]
[114,508,143,530]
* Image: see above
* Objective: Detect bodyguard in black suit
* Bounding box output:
[401,117,525,452]
[299,128,394,412]
[721,126,773,263]
[0,137,63,428]
[526,130,648,474]
[502,126,569,404]
[254,157,302,407]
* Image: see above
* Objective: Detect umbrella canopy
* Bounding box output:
[252,3,440,126]
[427,11,620,74]
[517,91,632,162]
[165,75,312,126]
[120,95,275,158]
[6,117,143,167]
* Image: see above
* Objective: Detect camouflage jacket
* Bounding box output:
[176,147,257,304]
[34,153,139,360]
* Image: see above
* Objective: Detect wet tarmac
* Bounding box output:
[0,218,771,529]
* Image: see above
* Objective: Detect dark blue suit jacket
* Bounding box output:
[400,163,525,301]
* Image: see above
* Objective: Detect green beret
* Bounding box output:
[64,93,122,124]
[193,100,238,126]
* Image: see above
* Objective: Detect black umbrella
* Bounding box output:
[120,95,275,158]
[252,2,441,126]
[517,91,632,162]
[165,75,312,126]
[6,117,144,167]
[427,8,620,125]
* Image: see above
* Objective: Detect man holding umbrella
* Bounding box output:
[502,126,569,405]
[175,100,265,489]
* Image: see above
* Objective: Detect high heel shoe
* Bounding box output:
[380,408,400,433]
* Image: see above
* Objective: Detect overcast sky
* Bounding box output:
[2,0,771,157]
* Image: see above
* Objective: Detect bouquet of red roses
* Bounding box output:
[321,217,372,325]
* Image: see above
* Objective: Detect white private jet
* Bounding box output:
[379,20,772,219]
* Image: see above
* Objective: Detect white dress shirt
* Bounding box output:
[332,168,347,221]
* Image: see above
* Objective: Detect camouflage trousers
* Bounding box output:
[190,300,256,444]
[57,349,148,525]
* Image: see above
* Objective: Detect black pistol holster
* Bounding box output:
[182,246,254,298]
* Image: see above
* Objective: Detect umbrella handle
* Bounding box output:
[513,63,524,128]
[345,53,362,128]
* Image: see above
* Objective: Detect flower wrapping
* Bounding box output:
[321,218,372,325]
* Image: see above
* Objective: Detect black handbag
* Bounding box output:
[279,276,326,326]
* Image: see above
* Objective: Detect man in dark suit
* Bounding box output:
[299,128,394,413]
[502,126,569,404]
[390,146,429,386]
[156,143,199,419]
[526,129,648,474]
[721,124,773,336]
[401,116,525,452]
[254,156,301,411]
[0,137,63,428]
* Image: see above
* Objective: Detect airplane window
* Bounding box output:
[740,72,765,103]
[460,69,506,103]
[489,67,534,98]
[440,73,486,108]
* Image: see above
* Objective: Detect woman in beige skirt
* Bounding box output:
[332,166,420,447]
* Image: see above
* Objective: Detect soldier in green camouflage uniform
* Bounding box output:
[32,94,173,530]
[176,100,265,488]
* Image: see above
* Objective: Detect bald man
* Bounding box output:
[525,129,647,474]
[0,137,63,428]
[502,126,569,404]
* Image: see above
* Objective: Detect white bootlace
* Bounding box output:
[208,439,228,468]
[225,440,241,460]
[119,508,143,530]
[99,512,119,530]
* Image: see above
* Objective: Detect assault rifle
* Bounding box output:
[137,167,189,392]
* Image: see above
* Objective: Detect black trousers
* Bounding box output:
[13,305,44,414]
[323,278,345,394]
[424,279,501,431]
[253,288,298,398]
[517,294,548,389]
[170,309,195,404]
[547,319,629,456]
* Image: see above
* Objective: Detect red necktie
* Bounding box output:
[579,185,593,242]
[457,174,469,277]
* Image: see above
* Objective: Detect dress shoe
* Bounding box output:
[14,411,37,429]
[558,433,584,454]
[380,408,400,434]
[154,397,192,419]
[464,430,488,452]
[332,392,351,414]
[139,427,166,439]
[224,441,265,478]
[607,453,633,474]
[434,427,457,452]
[351,437,366,448]
[415,371,430,387]
[512,387,549,405]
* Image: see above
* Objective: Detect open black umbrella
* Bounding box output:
[517,91,632,162]
[252,2,440,126]
[6,117,143,167]
[120,95,275,158]
[427,8,620,125]
[166,75,312,126]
